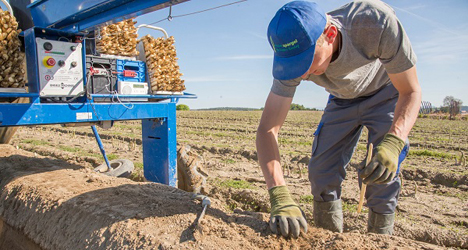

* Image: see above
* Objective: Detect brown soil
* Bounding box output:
[0,145,444,249]
[0,144,445,250]
[1,112,467,249]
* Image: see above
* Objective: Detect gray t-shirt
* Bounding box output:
[271,0,417,99]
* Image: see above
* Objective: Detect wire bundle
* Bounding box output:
[141,35,185,92]
[0,9,25,88]
[96,19,139,57]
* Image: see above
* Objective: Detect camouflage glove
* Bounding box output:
[361,134,405,184]
[269,185,308,238]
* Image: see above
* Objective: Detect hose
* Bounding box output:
[0,0,13,15]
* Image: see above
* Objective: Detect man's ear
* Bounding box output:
[325,25,338,44]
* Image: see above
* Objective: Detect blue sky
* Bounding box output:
[2,0,467,109]
[135,0,468,109]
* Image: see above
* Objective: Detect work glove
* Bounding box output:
[268,185,308,238]
[360,134,405,184]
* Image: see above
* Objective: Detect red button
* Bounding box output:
[47,58,56,66]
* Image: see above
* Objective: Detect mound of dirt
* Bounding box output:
[0,145,444,249]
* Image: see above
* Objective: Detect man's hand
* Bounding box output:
[269,185,308,238]
[360,134,405,184]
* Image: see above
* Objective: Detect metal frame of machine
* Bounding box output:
[0,0,195,187]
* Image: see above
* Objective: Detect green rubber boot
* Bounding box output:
[313,200,343,233]
[368,210,395,235]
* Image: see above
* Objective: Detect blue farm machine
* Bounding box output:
[0,0,196,187]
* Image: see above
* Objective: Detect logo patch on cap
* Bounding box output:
[273,38,299,53]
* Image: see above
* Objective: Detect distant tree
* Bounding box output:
[260,104,318,111]
[443,96,462,108]
[176,104,190,111]
[442,96,463,119]
[290,103,307,110]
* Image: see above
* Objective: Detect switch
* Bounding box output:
[43,42,53,51]
[71,61,77,67]
[58,60,65,67]
[47,58,56,66]
[123,70,137,77]
[43,56,55,68]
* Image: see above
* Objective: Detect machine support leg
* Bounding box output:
[141,104,177,186]
[91,125,111,171]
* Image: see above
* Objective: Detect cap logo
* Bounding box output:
[274,38,299,53]
[270,36,277,53]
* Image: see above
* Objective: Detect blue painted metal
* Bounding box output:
[0,102,168,126]
[0,0,197,187]
[141,102,177,186]
[91,125,112,171]
[0,93,39,98]
[0,92,196,100]
[90,93,195,100]
[116,59,146,82]
[28,0,190,32]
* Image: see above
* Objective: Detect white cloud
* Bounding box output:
[392,5,458,36]
[246,31,267,41]
[414,32,468,63]
[401,3,427,11]
[213,55,273,60]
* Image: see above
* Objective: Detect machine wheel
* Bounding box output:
[94,159,134,178]
[177,145,207,193]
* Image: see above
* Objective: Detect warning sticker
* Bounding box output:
[76,112,92,120]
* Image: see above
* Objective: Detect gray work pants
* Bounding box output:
[308,84,409,214]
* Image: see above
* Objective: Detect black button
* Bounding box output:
[70,46,76,51]
[43,42,53,51]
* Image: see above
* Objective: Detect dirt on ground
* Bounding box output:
[1,112,467,249]
[0,144,446,250]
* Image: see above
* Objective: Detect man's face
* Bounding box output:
[300,44,333,79]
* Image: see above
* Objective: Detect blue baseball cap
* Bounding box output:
[267,1,327,80]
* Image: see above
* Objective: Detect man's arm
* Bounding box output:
[257,91,307,238]
[387,65,422,140]
[361,65,421,184]
[256,91,293,188]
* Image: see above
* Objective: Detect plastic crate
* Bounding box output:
[86,56,117,102]
[116,59,146,83]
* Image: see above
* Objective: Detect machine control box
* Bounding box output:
[118,81,148,95]
[118,81,148,101]
[36,38,84,97]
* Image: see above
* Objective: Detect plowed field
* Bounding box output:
[1,111,467,249]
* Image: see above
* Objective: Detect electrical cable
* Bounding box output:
[148,0,248,25]
[86,71,101,121]
[94,63,134,110]
[64,91,85,103]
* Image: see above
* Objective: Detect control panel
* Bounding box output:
[36,38,84,96]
